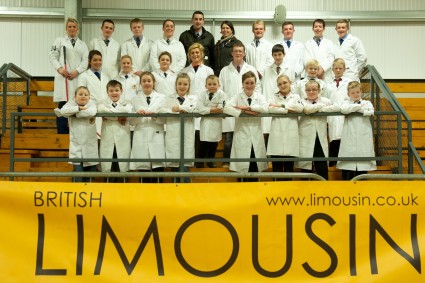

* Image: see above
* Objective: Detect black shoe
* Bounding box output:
[207,162,216,168]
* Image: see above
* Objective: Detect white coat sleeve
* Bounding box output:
[340,101,362,114]
[49,37,63,71]
[149,41,160,72]
[77,102,97,118]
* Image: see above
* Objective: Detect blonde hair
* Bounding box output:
[75,86,89,97]
[305,59,320,69]
[252,20,265,30]
[347,81,361,91]
[176,72,191,93]
[120,55,133,63]
[187,43,204,63]
[332,58,346,68]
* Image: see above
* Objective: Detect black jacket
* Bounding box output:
[179,26,215,68]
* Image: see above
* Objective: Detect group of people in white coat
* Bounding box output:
[50,16,375,182]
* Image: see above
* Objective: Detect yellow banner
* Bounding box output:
[0,181,424,283]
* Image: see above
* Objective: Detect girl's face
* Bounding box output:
[242,77,256,96]
[159,55,171,70]
[90,55,102,71]
[141,74,154,94]
[189,48,203,65]
[306,65,319,78]
[75,89,90,105]
[176,78,190,96]
[120,58,132,74]
[277,77,291,94]
[66,21,78,38]
[348,86,362,101]
[220,23,233,37]
[305,83,320,101]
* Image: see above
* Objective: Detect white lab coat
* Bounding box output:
[279,39,305,80]
[267,92,304,157]
[149,38,187,74]
[97,98,133,172]
[89,36,120,79]
[219,62,261,132]
[245,38,274,79]
[153,70,177,96]
[196,89,227,142]
[261,63,295,133]
[130,90,166,170]
[304,37,335,83]
[327,76,350,142]
[293,77,331,99]
[161,94,198,167]
[297,97,340,170]
[227,92,269,173]
[49,36,89,102]
[334,34,367,82]
[78,70,110,104]
[121,36,152,72]
[57,100,98,166]
[337,99,376,171]
[115,72,140,102]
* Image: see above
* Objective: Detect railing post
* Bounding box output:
[397,112,403,174]
[9,112,16,180]
[2,74,7,136]
[179,115,185,183]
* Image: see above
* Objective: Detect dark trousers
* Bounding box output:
[223,132,233,164]
[56,101,69,134]
[342,170,367,181]
[329,140,341,167]
[172,167,190,183]
[194,130,201,167]
[141,167,165,183]
[239,147,258,182]
[199,141,218,165]
[108,146,125,183]
[72,163,97,183]
[271,155,295,181]
[302,135,328,180]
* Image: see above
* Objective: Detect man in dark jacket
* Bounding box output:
[179,11,215,68]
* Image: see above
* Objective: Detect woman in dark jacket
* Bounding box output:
[214,21,241,76]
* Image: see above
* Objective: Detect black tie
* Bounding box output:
[339,38,344,45]
[71,38,76,47]
[236,65,241,73]
[164,72,167,78]
[112,102,117,108]
[276,66,281,74]
[135,37,141,47]
[312,101,316,104]
[177,97,185,105]
[146,96,151,105]
[196,33,201,38]
[255,39,260,47]
[125,74,128,79]
[356,100,361,104]
[286,40,291,48]
[166,38,170,45]
[247,97,252,105]
[209,93,214,101]
[193,65,199,72]
[104,39,110,46]
[315,38,321,46]
[94,71,101,80]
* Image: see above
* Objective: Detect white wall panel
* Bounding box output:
[0,19,21,68]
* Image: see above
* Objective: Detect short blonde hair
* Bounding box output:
[252,20,265,30]
[187,43,204,63]
[305,59,320,69]
[332,58,346,68]
[347,81,361,91]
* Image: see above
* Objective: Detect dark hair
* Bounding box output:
[282,21,294,29]
[313,19,325,28]
[192,11,204,19]
[107,80,122,90]
[88,50,102,69]
[242,71,256,83]
[162,19,175,28]
[159,51,173,63]
[140,71,156,85]
[231,41,245,52]
[102,19,115,27]
[221,20,235,35]
[272,44,285,55]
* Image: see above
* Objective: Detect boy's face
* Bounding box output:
[243,77,256,96]
[107,86,122,102]
[101,22,114,39]
[231,46,245,63]
[313,22,324,38]
[159,55,171,70]
[335,23,348,38]
[272,51,284,65]
[206,78,220,94]
[305,83,320,100]
[252,23,265,39]
[141,74,154,93]
[90,55,102,71]
[66,21,78,38]
[120,58,132,74]
[176,78,190,96]
[75,89,90,105]
[282,24,294,40]
[332,63,346,78]
[131,22,144,37]
[163,21,175,38]
[306,65,319,78]
[348,86,362,101]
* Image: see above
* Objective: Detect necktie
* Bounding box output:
[339,38,344,45]
[125,74,128,79]
[177,96,185,105]
[286,40,291,48]
[356,100,361,104]
[112,102,117,108]
[312,101,316,104]
[146,96,151,105]
[164,72,167,78]
[193,65,199,72]
[315,38,321,46]
[70,38,76,47]
[196,33,201,38]
[94,71,101,80]
[135,37,141,47]
[236,65,241,73]
[209,93,214,101]
[276,66,281,74]
[104,39,110,46]
[166,38,170,45]
[247,97,252,105]
[255,39,260,47]
[335,78,342,88]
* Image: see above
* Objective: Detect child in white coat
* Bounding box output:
[153,51,177,96]
[337,81,376,180]
[115,55,139,102]
[97,80,133,179]
[54,86,98,182]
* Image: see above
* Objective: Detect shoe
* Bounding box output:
[222,163,229,169]
[207,162,216,168]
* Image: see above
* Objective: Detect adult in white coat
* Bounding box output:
[334,19,367,82]
[89,19,120,80]
[130,72,166,182]
[226,71,268,176]
[267,75,304,174]
[49,17,88,134]
[153,51,177,96]
[54,86,98,182]
[161,73,198,172]
[245,20,274,81]
[121,18,152,76]
[97,80,133,173]
[304,19,335,83]
[337,81,376,180]
[149,19,186,74]
[297,81,340,180]
[279,22,305,81]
